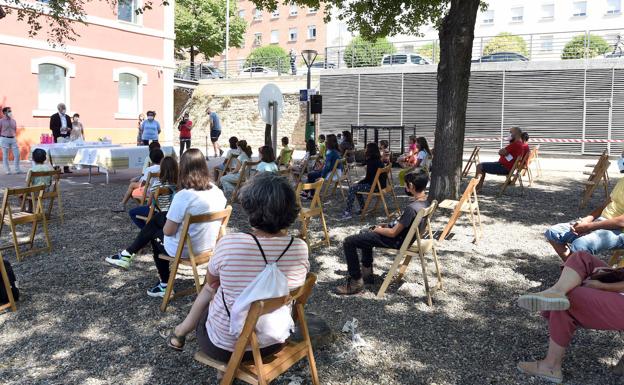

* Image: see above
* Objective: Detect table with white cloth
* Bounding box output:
[73,145,176,183]
[30,142,120,167]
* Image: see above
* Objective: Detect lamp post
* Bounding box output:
[301,49,317,125]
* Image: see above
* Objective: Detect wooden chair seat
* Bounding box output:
[3,211,42,224]
[582,180,597,186]
[21,169,63,223]
[407,239,434,255]
[159,250,214,266]
[438,200,473,214]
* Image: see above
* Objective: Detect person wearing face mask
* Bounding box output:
[474,126,524,192]
[544,157,624,262]
[0,107,22,175]
[49,102,72,173]
[336,172,430,295]
[141,111,161,145]
[69,113,85,141]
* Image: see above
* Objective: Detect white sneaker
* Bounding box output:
[5,170,12,175]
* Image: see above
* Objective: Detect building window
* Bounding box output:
[253,8,262,21]
[253,33,262,46]
[271,9,280,18]
[238,9,245,18]
[308,7,317,14]
[118,73,139,115]
[541,3,555,20]
[289,5,298,16]
[540,35,554,52]
[38,64,66,110]
[607,0,621,14]
[482,10,494,24]
[118,0,138,23]
[511,7,523,22]
[573,1,587,16]
[270,30,279,44]
[307,25,316,39]
[289,28,298,42]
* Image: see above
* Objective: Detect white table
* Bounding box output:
[73,146,175,183]
[31,142,119,167]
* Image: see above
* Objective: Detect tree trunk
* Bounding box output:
[428,0,480,201]
[190,45,196,80]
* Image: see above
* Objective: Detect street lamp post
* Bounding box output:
[301,49,318,127]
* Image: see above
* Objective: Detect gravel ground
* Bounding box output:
[1,168,623,385]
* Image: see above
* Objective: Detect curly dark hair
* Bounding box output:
[239,173,300,234]
[179,149,212,190]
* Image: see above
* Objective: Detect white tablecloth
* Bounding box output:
[31,142,119,166]
[73,146,176,171]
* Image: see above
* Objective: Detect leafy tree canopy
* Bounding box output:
[245,45,290,73]
[483,32,528,56]
[415,41,440,62]
[344,36,396,67]
[562,34,610,59]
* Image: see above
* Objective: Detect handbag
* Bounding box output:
[590,268,624,283]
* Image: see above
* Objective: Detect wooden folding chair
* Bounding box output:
[0,253,17,312]
[216,154,239,186]
[133,172,160,205]
[580,151,610,209]
[20,169,63,223]
[608,249,624,267]
[438,176,482,244]
[520,147,539,187]
[295,179,330,248]
[461,146,481,179]
[376,200,442,305]
[344,149,359,177]
[323,158,350,201]
[160,206,232,312]
[358,165,400,221]
[230,161,260,204]
[293,154,319,185]
[194,273,319,385]
[531,144,542,178]
[135,186,174,223]
[0,185,51,261]
[498,155,526,197]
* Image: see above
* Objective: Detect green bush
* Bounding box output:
[483,32,528,56]
[245,45,290,73]
[344,36,396,68]
[415,42,440,63]
[561,34,610,59]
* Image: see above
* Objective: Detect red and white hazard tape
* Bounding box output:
[465,137,624,143]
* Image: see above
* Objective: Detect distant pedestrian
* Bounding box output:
[137,113,145,146]
[0,106,22,175]
[207,107,222,157]
[141,110,161,145]
[178,112,193,155]
[290,49,297,75]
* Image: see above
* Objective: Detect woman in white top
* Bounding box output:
[106,149,227,298]
[256,145,279,173]
[163,173,309,366]
[69,113,85,141]
[220,140,253,196]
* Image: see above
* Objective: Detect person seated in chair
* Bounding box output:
[256,146,279,173]
[113,148,164,212]
[336,172,429,295]
[516,251,624,384]
[161,173,309,368]
[276,136,293,168]
[475,126,525,192]
[545,165,624,261]
[301,134,341,200]
[213,136,240,181]
[341,142,386,219]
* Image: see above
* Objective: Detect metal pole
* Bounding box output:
[271,101,278,151]
[224,0,230,79]
[306,64,312,123]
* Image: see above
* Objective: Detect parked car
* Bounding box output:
[238,66,279,77]
[380,54,430,66]
[297,61,337,74]
[472,52,529,63]
[200,65,224,79]
[604,51,624,59]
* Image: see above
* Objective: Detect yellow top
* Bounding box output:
[279,145,293,165]
[602,178,624,219]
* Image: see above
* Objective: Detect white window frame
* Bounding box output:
[113,67,147,119]
[482,9,495,24]
[117,0,143,25]
[271,9,280,18]
[289,27,298,42]
[540,35,554,52]
[270,30,279,44]
[253,32,262,46]
[541,3,555,20]
[253,8,262,21]
[572,1,587,17]
[289,5,298,16]
[31,56,75,117]
[510,7,524,22]
[308,7,317,14]
[607,0,621,14]
[307,25,316,40]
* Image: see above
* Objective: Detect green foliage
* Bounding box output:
[344,36,396,67]
[561,34,610,59]
[483,32,528,56]
[245,45,290,73]
[175,0,246,62]
[415,42,440,63]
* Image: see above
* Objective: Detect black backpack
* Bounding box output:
[0,258,19,304]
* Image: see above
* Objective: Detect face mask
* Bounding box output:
[507,133,513,142]
[147,116,154,121]
[60,109,66,115]
[404,187,413,197]
[73,118,79,123]
[6,112,12,118]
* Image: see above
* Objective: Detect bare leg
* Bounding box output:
[541,338,566,371]
[173,284,215,339]
[549,267,582,294]
[475,164,485,191]
[518,338,565,381]
[548,239,571,261]
[121,182,140,205]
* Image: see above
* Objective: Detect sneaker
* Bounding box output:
[518,290,570,312]
[5,170,12,175]
[341,211,353,220]
[112,203,126,213]
[105,251,134,269]
[147,283,170,298]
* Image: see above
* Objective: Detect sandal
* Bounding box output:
[159,328,186,351]
[517,361,563,383]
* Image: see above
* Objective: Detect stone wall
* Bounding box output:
[174,85,307,153]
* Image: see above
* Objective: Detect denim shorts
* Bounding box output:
[544,218,624,255]
[481,161,509,175]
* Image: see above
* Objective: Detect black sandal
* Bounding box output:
[159,328,186,351]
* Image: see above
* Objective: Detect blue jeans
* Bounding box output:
[129,205,151,229]
[481,161,509,175]
[544,218,624,255]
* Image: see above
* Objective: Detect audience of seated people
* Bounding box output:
[220,140,253,196]
[397,136,418,168]
[114,148,164,212]
[342,143,386,219]
[292,139,319,175]
[162,173,309,368]
[474,126,525,192]
[336,172,430,295]
[257,145,279,173]
[339,130,356,164]
[302,134,341,200]
[277,136,293,168]
[318,134,326,160]
[379,140,391,165]
[213,136,239,181]
[106,149,227,297]
[398,136,432,187]
[128,156,178,229]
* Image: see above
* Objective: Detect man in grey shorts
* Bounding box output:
[207,106,222,158]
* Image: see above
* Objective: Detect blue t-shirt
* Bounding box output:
[321,149,342,178]
[141,119,160,141]
[210,112,221,132]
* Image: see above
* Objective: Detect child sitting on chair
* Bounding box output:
[29,149,54,188]
[257,146,279,173]
[113,148,164,212]
[336,172,429,295]
[276,136,292,168]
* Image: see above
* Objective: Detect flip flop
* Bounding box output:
[159,328,186,352]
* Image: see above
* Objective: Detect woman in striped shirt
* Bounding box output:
[163,173,309,365]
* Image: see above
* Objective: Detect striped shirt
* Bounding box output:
[206,233,310,352]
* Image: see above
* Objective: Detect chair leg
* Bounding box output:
[360,194,373,221]
[320,212,330,246]
[250,334,268,385]
[397,254,413,281]
[296,306,320,385]
[379,192,390,219]
[300,216,309,248]
[431,247,443,291]
[469,208,479,244]
[417,252,433,306]
[439,208,462,242]
[41,215,51,252]
[9,221,22,262]
[189,257,202,295]
[377,253,405,298]
[28,219,38,248]
[160,260,179,312]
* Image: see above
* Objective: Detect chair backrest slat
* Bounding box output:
[397,200,438,254]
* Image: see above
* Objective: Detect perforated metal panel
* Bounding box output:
[318,75,359,134]
[465,71,504,151]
